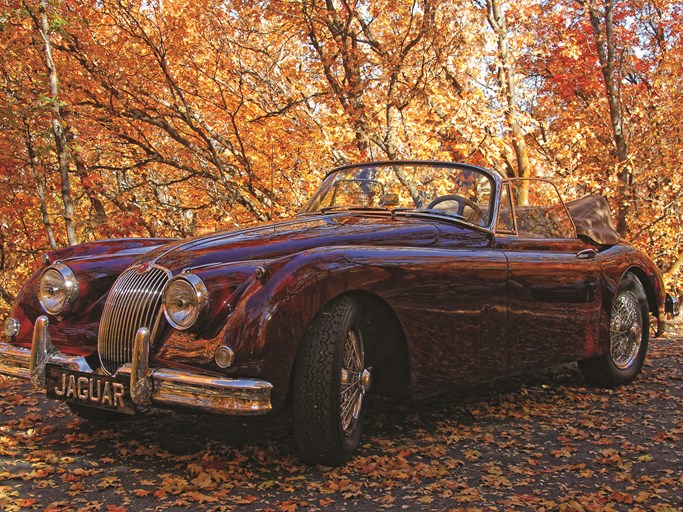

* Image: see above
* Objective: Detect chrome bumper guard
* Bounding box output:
[666,293,680,317]
[0,316,272,415]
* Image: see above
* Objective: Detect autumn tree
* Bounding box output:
[1,0,683,319]
[518,0,683,287]
[477,0,532,186]
[23,0,79,245]
[576,0,633,235]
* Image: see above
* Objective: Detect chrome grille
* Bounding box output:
[98,265,170,375]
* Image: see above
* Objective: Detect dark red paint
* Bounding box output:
[6,164,667,412]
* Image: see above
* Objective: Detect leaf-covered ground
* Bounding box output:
[1,334,681,512]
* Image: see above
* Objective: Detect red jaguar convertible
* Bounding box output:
[0,161,678,465]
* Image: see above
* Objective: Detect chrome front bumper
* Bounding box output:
[0,316,272,415]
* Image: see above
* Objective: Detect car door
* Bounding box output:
[494,179,603,371]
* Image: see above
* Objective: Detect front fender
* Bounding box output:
[8,244,176,356]
[46,238,176,265]
[224,246,396,407]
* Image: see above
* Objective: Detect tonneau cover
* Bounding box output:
[566,194,621,246]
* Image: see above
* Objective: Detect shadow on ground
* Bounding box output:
[1,336,681,511]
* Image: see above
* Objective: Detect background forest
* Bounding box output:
[1,0,682,317]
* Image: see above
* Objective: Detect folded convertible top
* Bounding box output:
[566,194,621,246]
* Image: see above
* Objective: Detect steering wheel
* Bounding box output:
[426,195,484,223]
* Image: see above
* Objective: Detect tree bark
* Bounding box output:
[35,0,78,246]
[483,0,531,203]
[583,0,631,236]
[25,124,58,250]
[0,245,15,307]
[0,284,14,308]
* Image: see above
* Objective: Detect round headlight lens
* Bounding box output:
[3,317,20,337]
[163,274,209,330]
[38,264,78,315]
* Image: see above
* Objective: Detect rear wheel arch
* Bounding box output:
[624,266,659,322]
[580,271,649,386]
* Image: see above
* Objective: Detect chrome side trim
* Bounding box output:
[0,343,31,380]
[150,369,272,415]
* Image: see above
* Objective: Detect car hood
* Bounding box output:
[140,213,443,272]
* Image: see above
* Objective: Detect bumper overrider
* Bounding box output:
[0,316,272,415]
[666,293,680,317]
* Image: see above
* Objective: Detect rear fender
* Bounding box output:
[596,244,666,352]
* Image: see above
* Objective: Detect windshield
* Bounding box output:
[302,162,495,227]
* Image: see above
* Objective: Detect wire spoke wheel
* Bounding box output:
[339,328,370,437]
[579,273,649,387]
[609,291,642,369]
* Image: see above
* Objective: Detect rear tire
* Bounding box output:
[579,273,649,387]
[292,296,372,465]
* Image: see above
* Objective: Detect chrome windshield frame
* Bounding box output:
[301,160,503,231]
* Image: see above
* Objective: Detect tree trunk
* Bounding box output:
[36,0,78,246]
[25,124,58,250]
[0,284,14,308]
[584,0,631,236]
[483,0,531,203]
[0,246,15,307]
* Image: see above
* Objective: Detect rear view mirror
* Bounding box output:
[379,193,399,207]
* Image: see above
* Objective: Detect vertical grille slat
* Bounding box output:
[109,269,143,373]
[122,270,153,365]
[104,272,137,371]
[98,265,170,375]
[111,270,140,371]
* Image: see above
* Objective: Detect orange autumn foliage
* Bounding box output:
[1,0,682,318]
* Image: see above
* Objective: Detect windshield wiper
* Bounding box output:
[391,208,467,221]
[319,206,390,214]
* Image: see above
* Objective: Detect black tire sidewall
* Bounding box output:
[292,296,369,465]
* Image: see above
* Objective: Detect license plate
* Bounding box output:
[46,365,136,415]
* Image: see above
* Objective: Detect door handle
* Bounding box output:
[576,248,598,259]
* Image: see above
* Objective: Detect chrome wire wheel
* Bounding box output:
[609,291,643,370]
[579,273,648,387]
[339,328,371,437]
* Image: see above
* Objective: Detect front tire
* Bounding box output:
[579,273,649,386]
[292,296,372,465]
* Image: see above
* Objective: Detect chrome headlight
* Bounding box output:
[162,274,209,330]
[38,263,78,315]
[3,317,20,337]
